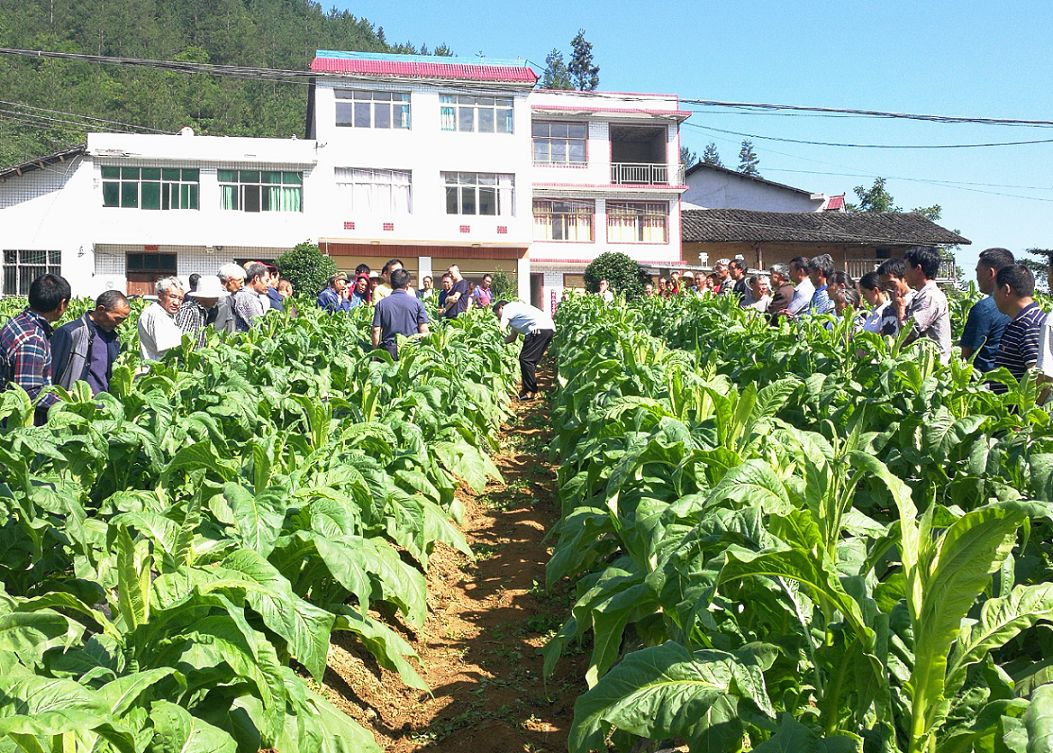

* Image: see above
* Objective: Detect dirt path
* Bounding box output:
[322,379,586,752]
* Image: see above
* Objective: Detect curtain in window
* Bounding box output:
[440,106,456,131]
[391,170,411,214]
[641,214,666,243]
[268,186,302,212]
[496,174,514,217]
[221,186,238,210]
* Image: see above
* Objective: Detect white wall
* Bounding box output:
[312,81,533,247]
[683,169,824,212]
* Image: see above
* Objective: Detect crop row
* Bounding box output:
[544,295,1053,753]
[0,306,517,752]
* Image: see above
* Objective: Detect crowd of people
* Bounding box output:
[0,258,557,423]
[4,245,1052,425]
[640,246,1053,388]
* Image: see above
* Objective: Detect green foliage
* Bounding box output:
[0,0,453,167]
[488,270,516,301]
[542,48,573,89]
[544,294,1053,753]
[848,177,943,220]
[568,29,600,91]
[583,251,647,299]
[0,304,518,750]
[679,145,698,168]
[276,241,337,296]
[702,141,723,167]
[738,138,760,176]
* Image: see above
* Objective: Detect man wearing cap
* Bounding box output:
[493,299,556,400]
[681,271,700,296]
[318,272,352,313]
[176,275,226,347]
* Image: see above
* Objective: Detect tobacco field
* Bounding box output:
[543,294,1053,753]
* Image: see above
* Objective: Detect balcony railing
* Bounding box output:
[845,258,958,283]
[610,162,684,186]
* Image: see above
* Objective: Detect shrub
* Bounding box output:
[490,271,516,300]
[584,252,648,299]
[276,241,337,296]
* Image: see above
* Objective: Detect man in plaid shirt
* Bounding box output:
[0,274,71,423]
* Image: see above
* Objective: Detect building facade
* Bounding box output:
[0,51,689,309]
[682,162,829,213]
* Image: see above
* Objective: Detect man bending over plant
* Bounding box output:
[492,300,556,400]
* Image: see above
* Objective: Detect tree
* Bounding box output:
[1025,249,1053,293]
[568,29,599,91]
[542,48,573,89]
[847,177,942,220]
[737,139,759,176]
[583,252,648,299]
[276,241,337,296]
[702,142,723,167]
[679,146,698,168]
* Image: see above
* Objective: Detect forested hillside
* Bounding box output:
[0,0,450,167]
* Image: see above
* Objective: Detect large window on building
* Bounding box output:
[219,170,303,213]
[336,168,412,214]
[606,201,668,243]
[532,121,587,164]
[439,95,514,133]
[443,172,514,216]
[533,199,594,241]
[2,250,61,296]
[101,167,199,210]
[335,89,411,129]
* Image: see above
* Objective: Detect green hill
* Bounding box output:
[0,0,450,167]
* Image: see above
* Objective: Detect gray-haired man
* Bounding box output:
[139,277,185,360]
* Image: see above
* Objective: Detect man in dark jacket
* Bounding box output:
[52,290,130,394]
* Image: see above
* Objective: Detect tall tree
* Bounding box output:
[847,177,942,220]
[568,29,599,91]
[679,145,698,168]
[702,142,723,167]
[737,139,759,176]
[542,48,573,89]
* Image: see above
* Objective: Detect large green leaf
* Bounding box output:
[1025,685,1053,753]
[149,700,237,753]
[220,548,335,680]
[569,641,772,753]
[221,482,287,558]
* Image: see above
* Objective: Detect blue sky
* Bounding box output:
[335,1,1053,275]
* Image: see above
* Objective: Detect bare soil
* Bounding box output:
[321,376,587,752]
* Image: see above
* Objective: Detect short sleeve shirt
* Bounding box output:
[960,296,1011,373]
[500,303,555,335]
[905,281,952,363]
[372,290,429,345]
[446,279,471,319]
[138,302,184,360]
[996,302,1045,380]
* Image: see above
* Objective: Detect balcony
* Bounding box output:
[610,162,684,186]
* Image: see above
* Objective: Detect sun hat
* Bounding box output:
[188,275,227,298]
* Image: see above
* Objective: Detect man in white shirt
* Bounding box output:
[785,256,815,317]
[139,276,186,360]
[493,300,556,400]
[597,278,615,303]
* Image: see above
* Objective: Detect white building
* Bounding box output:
[682,162,830,213]
[0,51,691,310]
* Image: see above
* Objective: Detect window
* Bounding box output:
[335,89,410,129]
[532,121,587,164]
[126,253,177,274]
[443,172,514,216]
[219,170,303,213]
[606,202,668,243]
[533,199,594,241]
[440,95,514,133]
[3,250,61,296]
[101,166,199,210]
[336,168,412,214]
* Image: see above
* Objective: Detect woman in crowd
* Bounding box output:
[858,271,891,333]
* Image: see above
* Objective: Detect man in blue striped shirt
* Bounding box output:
[993,264,1045,382]
[806,254,836,315]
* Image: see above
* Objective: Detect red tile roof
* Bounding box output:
[310,57,537,84]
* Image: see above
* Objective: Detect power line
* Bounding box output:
[0,99,165,133]
[5,47,1053,131]
[685,121,1053,150]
